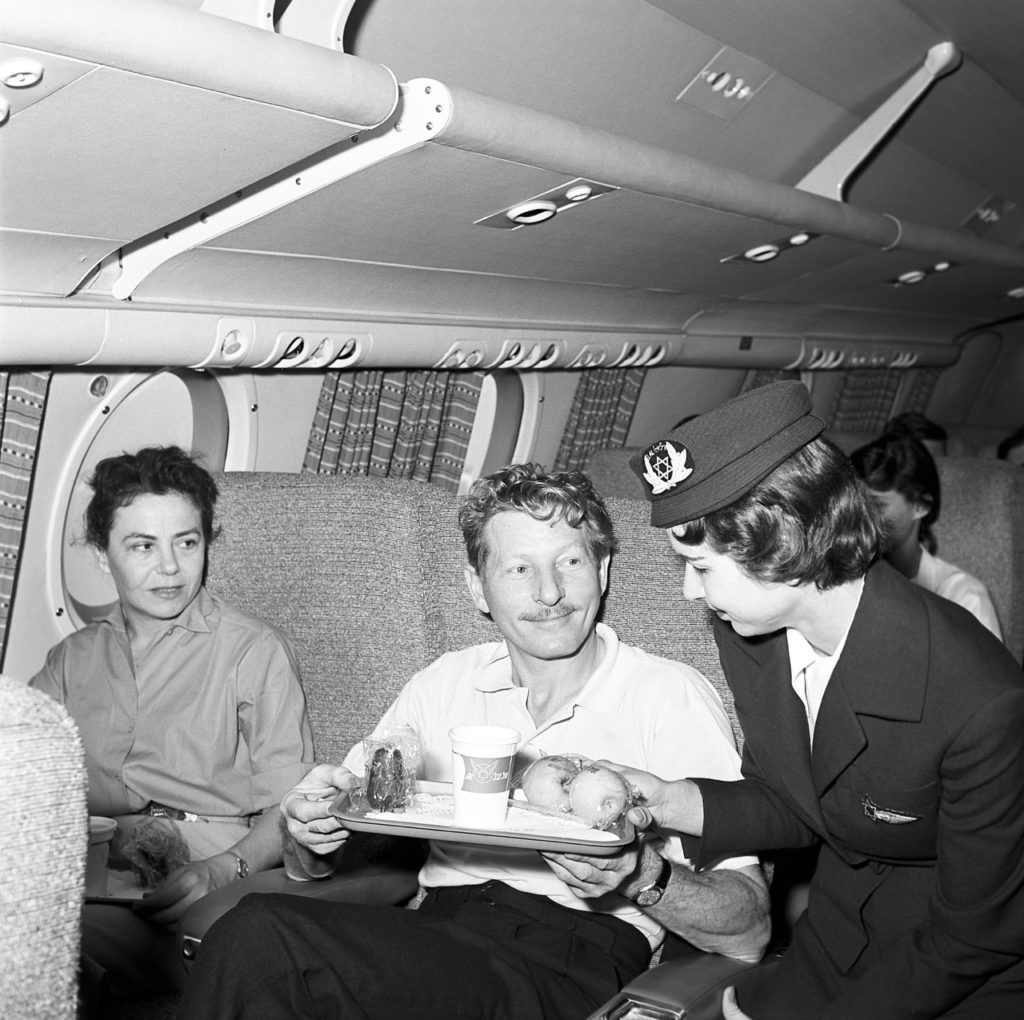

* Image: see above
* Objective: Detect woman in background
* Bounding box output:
[850,431,1002,640]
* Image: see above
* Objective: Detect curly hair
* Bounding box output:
[850,432,940,554]
[458,463,618,574]
[670,439,880,589]
[85,445,219,550]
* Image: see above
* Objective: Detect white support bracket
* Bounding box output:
[796,42,960,201]
[108,78,451,300]
[198,0,276,31]
[275,0,357,50]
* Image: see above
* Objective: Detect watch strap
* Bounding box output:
[633,854,672,906]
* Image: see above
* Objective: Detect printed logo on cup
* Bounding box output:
[456,754,514,793]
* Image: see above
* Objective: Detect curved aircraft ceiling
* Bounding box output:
[1,0,1022,368]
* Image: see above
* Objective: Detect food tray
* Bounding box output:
[329,781,633,855]
[85,868,147,905]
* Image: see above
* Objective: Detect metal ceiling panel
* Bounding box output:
[348,0,865,182]
[752,249,1024,321]
[123,247,713,329]
[210,145,871,293]
[0,230,116,296]
[0,65,356,242]
[3,0,1023,357]
[884,57,1024,209]
[903,0,1024,108]
[644,0,938,111]
[847,139,1000,228]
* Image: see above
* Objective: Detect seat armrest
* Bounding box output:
[178,833,424,967]
[583,952,757,1020]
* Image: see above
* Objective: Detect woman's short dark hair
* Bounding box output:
[458,463,618,574]
[883,411,947,447]
[850,433,940,553]
[671,438,880,589]
[85,445,219,549]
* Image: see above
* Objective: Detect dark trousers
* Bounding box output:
[178,881,652,1019]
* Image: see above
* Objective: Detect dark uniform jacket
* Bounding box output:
[695,560,1024,1019]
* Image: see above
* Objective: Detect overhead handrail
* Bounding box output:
[5,5,1020,294]
[1,0,398,129]
[431,80,1024,273]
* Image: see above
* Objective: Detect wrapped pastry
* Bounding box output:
[519,754,635,830]
[363,725,422,812]
[121,816,191,888]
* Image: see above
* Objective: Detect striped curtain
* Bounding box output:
[826,369,903,432]
[826,367,941,433]
[553,367,646,471]
[896,366,944,415]
[0,371,51,664]
[303,369,484,490]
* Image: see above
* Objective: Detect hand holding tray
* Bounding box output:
[329,781,634,855]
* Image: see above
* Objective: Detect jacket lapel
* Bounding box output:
[720,623,826,830]
[811,561,928,796]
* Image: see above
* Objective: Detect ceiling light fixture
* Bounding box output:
[743,244,781,263]
[564,184,594,203]
[477,178,618,230]
[886,261,957,287]
[897,270,926,285]
[721,231,820,265]
[1,58,44,89]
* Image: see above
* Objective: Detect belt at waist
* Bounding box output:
[143,801,256,825]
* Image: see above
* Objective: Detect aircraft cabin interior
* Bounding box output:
[2,1,1023,1018]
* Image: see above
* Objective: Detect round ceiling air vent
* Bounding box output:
[506,200,558,226]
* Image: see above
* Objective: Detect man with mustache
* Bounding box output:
[179,462,769,1019]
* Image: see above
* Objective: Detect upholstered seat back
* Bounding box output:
[209,472,740,762]
[209,474,445,765]
[600,496,734,739]
[0,676,85,1020]
[931,456,1024,660]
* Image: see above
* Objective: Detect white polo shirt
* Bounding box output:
[344,623,757,949]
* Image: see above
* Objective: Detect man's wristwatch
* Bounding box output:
[632,854,672,907]
[228,851,249,879]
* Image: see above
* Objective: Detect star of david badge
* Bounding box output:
[641,440,694,494]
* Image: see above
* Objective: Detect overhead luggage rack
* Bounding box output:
[3,0,1024,364]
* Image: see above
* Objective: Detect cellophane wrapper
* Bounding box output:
[363,725,422,812]
[122,816,191,888]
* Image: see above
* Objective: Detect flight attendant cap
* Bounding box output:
[629,381,825,528]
